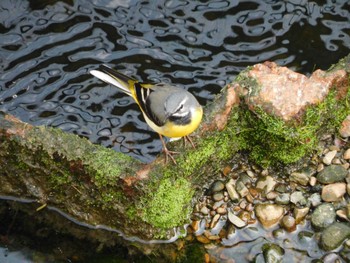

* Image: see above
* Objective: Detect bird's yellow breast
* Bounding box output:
[144,107,203,138]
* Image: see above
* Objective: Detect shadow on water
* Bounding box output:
[0,0,350,261]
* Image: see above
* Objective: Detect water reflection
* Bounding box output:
[0,0,349,163]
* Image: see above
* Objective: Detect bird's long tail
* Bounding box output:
[90,65,135,96]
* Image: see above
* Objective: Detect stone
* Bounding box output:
[256,175,276,194]
[191,220,201,232]
[228,210,247,228]
[216,207,227,215]
[290,167,316,186]
[200,206,210,215]
[290,191,307,206]
[242,61,347,121]
[309,176,317,186]
[275,193,290,205]
[225,179,240,202]
[340,115,350,138]
[321,182,346,202]
[323,150,337,165]
[209,214,221,229]
[212,192,224,202]
[281,215,296,232]
[210,180,225,192]
[321,222,350,251]
[311,203,336,229]
[262,243,284,263]
[347,204,350,219]
[317,165,347,184]
[266,191,278,200]
[196,235,211,244]
[344,148,350,159]
[255,204,284,228]
[236,181,249,197]
[322,253,343,263]
[309,193,322,207]
[336,209,348,221]
[293,207,310,224]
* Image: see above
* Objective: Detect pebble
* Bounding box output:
[236,181,249,197]
[317,163,324,172]
[293,207,310,224]
[210,214,221,229]
[317,165,347,184]
[256,175,276,194]
[309,176,317,186]
[211,180,225,192]
[336,209,348,221]
[213,192,224,202]
[191,220,201,232]
[262,243,284,263]
[290,167,314,186]
[323,150,337,165]
[255,204,284,228]
[311,203,336,229]
[217,207,227,215]
[347,204,350,219]
[339,115,350,137]
[344,148,350,159]
[322,253,343,263]
[309,193,322,207]
[290,191,307,206]
[200,206,210,215]
[321,222,350,251]
[275,193,290,205]
[266,191,278,200]
[281,215,296,232]
[228,210,247,228]
[321,182,346,202]
[225,180,240,202]
[196,235,211,244]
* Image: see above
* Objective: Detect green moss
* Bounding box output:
[140,177,193,229]
[237,87,350,166]
[22,126,135,187]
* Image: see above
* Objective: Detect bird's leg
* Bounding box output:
[183,135,196,149]
[159,134,178,164]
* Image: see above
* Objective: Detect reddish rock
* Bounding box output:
[322,183,346,202]
[241,62,347,121]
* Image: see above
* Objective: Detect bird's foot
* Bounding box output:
[183,135,196,149]
[159,134,178,164]
[162,147,179,164]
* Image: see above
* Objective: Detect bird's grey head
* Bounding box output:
[164,91,199,124]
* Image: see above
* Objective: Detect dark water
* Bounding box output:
[0,0,350,261]
[0,0,349,163]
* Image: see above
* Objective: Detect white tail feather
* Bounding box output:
[90,70,131,95]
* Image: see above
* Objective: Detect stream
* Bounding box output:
[0,0,350,262]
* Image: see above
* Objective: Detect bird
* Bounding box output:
[90,65,203,164]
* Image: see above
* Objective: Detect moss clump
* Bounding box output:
[237,88,350,166]
[140,177,193,230]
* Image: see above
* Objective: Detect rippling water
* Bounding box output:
[0,0,349,163]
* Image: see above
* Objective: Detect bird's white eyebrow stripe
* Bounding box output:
[177,96,188,110]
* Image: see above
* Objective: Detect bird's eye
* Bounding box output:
[176,104,184,112]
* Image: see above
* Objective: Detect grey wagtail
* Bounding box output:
[90,65,203,163]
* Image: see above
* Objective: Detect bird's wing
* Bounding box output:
[134,83,165,127]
